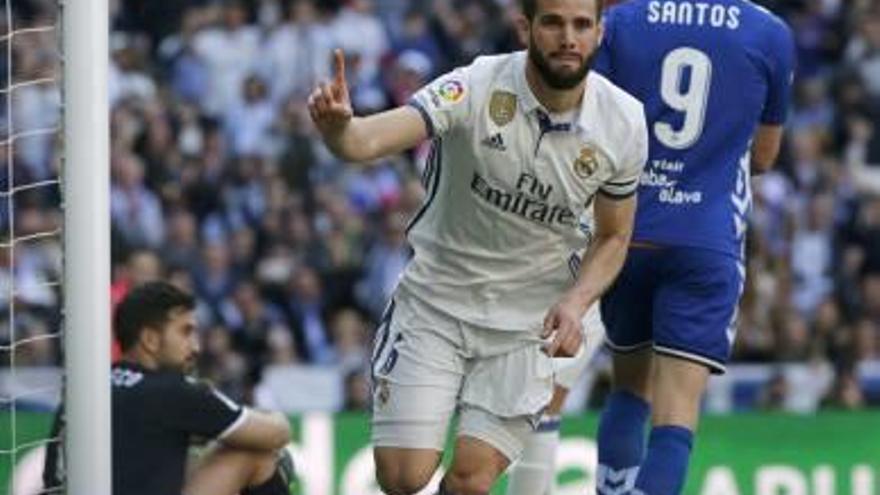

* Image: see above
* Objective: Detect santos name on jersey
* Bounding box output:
[595,0,795,258]
[403,51,647,332]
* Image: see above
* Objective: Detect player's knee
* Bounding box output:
[375,467,433,495]
[376,476,432,495]
[375,447,442,494]
[444,468,495,495]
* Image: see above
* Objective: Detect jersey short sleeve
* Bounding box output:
[760,21,796,125]
[408,66,473,138]
[158,376,245,439]
[601,108,648,199]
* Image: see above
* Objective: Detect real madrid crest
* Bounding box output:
[489,91,517,127]
[574,146,600,179]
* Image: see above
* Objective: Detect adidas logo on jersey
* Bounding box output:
[481,133,506,151]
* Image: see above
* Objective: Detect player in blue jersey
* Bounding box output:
[591,1,795,494]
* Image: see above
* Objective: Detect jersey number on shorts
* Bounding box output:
[655,47,712,150]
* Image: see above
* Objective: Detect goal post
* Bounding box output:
[61,0,111,492]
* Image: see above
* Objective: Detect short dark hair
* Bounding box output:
[521,0,605,21]
[114,282,196,352]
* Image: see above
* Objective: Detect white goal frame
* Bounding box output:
[61,0,111,492]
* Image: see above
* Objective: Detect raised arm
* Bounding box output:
[308,49,429,163]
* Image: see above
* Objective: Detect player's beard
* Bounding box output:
[528,36,593,90]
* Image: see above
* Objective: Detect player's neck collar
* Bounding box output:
[516,52,591,133]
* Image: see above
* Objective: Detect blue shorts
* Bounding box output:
[600,246,744,374]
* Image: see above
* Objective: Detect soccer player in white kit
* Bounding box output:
[308,0,647,493]
[506,298,605,495]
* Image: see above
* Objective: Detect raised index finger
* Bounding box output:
[333,49,346,87]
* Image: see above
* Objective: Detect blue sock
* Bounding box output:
[596,390,650,495]
[634,425,694,495]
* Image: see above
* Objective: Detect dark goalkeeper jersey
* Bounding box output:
[44,361,245,495]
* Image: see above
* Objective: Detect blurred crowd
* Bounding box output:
[0,0,878,411]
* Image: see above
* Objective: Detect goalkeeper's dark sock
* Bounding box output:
[243,469,289,495]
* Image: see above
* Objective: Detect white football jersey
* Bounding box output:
[399,51,648,332]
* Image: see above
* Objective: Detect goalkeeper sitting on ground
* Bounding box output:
[43,281,297,495]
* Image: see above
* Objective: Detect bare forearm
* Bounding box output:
[566,231,631,314]
[323,117,376,162]
[751,155,776,176]
[559,191,637,315]
[221,409,291,451]
[310,50,429,163]
[322,107,429,163]
[750,124,783,175]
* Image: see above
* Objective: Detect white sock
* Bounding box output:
[506,416,560,495]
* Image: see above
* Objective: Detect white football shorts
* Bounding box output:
[370,288,555,461]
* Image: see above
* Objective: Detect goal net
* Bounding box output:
[1,0,63,493]
[2,0,111,493]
